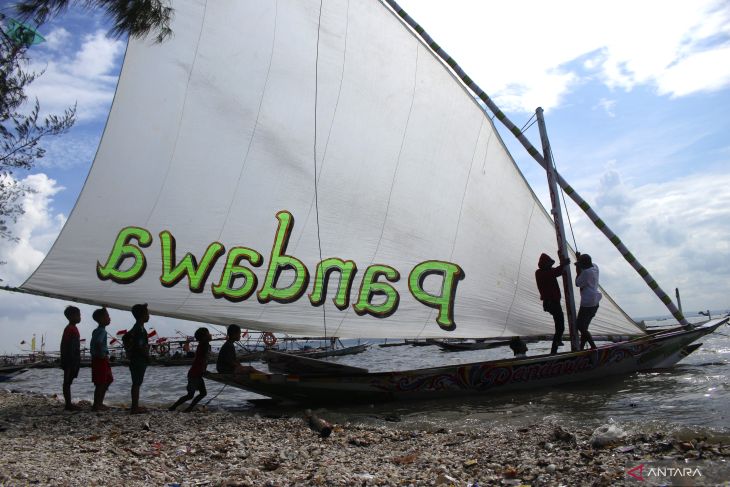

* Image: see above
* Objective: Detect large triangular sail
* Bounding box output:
[20,0,642,338]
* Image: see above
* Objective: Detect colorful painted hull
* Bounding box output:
[206,319,727,404]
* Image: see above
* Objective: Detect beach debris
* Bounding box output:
[348,436,371,447]
[677,441,694,451]
[261,457,281,471]
[435,473,457,485]
[552,425,576,444]
[1,390,728,487]
[392,451,419,464]
[304,409,332,438]
[590,424,627,448]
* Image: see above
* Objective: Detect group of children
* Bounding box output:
[60,303,223,414]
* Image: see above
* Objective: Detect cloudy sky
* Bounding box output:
[1,0,729,353]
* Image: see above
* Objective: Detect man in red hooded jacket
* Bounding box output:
[535,253,569,354]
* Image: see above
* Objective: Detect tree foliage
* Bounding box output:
[1,14,76,241]
[15,0,174,43]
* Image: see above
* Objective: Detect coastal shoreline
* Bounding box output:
[1,389,728,486]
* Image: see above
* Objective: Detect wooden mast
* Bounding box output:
[536,108,579,351]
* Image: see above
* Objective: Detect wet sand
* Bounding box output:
[1,389,728,486]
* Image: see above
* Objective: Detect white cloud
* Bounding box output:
[399,0,730,112]
[70,30,125,79]
[42,27,71,51]
[25,29,124,122]
[0,174,66,285]
[594,98,616,118]
[565,168,730,317]
[656,45,730,97]
[38,132,100,170]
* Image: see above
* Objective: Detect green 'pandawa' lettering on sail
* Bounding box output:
[96,226,153,284]
[212,247,263,302]
[353,264,400,318]
[309,258,358,310]
[257,211,310,304]
[97,212,467,331]
[408,260,464,331]
[159,231,225,293]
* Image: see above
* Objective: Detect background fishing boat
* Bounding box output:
[0,364,28,382]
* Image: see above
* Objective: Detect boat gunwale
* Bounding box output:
[206,317,727,383]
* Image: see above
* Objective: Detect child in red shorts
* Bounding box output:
[90,308,114,411]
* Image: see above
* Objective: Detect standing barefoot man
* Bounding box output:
[575,253,601,350]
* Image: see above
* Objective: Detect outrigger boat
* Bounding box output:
[207,320,726,404]
[7,0,726,405]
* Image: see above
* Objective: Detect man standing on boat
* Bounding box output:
[575,253,601,350]
[535,253,569,354]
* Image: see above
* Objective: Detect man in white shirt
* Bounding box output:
[575,253,602,350]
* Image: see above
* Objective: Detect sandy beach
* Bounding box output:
[1,389,729,486]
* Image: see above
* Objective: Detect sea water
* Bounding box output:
[5,320,730,439]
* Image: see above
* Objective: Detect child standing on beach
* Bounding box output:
[60,306,81,411]
[124,303,151,414]
[90,308,114,411]
[169,327,211,412]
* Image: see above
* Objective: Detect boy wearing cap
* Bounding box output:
[575,253,601,350]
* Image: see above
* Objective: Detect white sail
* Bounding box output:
[21,0,642,338]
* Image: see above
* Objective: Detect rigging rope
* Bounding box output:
[519,113,536,135]
[313,0,327,337]
[204,384,227,406]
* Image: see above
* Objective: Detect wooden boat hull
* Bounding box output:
[436,340,511,352]
[282,343,370,359]
[207,318,727,405]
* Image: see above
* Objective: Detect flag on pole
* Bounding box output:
[148,329,158,339]
[110,338,119,345]
[116,329,127,336]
